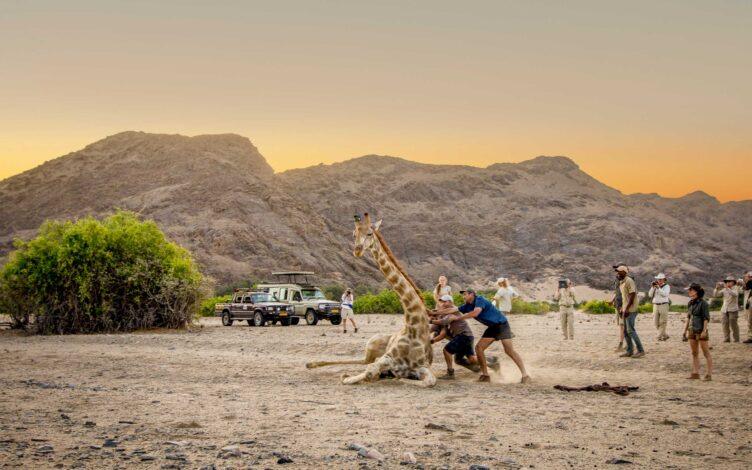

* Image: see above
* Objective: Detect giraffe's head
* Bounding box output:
[353,212,382,257]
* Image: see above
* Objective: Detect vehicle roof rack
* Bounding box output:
[271,271,315,284]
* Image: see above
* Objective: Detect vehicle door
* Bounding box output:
[231,294,244,315]
[291,290,305,314]
[239,294,254,319]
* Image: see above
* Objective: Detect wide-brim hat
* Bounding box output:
[654,273,666,280]
[614,265,629,273]
[723,275,737,282]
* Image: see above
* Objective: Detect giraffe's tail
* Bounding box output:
[306,359,366,369]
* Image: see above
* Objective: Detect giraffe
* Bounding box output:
[334,213,436,387]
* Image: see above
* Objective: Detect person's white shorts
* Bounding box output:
[341,307,354,319]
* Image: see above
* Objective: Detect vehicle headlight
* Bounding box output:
[266,306,273,311]
[318,304,326,311]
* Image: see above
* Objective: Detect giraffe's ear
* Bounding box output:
[372,219,382,231]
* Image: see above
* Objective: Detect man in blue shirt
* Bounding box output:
[442,288,531,383]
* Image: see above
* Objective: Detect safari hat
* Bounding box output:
[654,273,666,280]
[439,294,453,302]
[723,275,737,282]
[614,265,629,273]
[459,287,476,294]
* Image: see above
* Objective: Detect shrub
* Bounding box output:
[583,300,616,314]
[199,295,231,317]
[352,289,403,314]
[510,298,550,315]
[0,210,207,334]
[321,285,344,301]
[638,303,653,313]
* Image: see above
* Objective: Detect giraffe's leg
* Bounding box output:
[398,367,437,388]
[306,359,366,369]
[341,356,394,385]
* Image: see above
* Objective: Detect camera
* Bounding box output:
[651,281,658,287]
[558,279,567,289]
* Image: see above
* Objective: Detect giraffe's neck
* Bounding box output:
[370,235,427,329]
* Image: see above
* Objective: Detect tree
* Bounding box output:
[0,210,207,334]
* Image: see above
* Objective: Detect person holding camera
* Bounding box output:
[683,283,712,381]
[615,265,645,358]
[554,278,577,340]
[648,273,671,341]
[609,262,628,351]
[713,275,741,343]
[743,272,752,344]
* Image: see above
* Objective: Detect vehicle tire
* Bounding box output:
[253,311,267,327]
[291,317,300,325]
[330,315,342,325]
[305,309,319,326]
[221,311,233,326]
[271,320,278,325]
[246,320,254,327]
[280,317,291,326]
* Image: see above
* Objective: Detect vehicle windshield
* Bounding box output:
[251,293,274,303]
[301,289,326,300]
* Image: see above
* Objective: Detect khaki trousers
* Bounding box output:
[559,306,574,339]
[746,306,752,340]
[653,303,669,339]
[721,310,740,342]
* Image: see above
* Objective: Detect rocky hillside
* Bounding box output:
[1,132,750,293]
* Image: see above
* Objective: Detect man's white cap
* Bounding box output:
[654,273,666,280]
[439,294,453,302]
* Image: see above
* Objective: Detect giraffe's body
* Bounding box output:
[337,214,436,387]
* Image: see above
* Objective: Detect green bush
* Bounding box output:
[638,303,654,313]
[321,285,344,301]
[422,290,436,310]
[670,304,688,313]
[583,300,616,314]
[352,289,403,314]
[0,210,207,334]
[199,295,231,317]
[510,298,551,315]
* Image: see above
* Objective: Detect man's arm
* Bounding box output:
[431,327,448,344]
[622,292,636,314]
[450,307,482,321]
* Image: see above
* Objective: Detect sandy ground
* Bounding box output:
[1,311,750,470]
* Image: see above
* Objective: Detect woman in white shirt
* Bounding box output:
[433,275,452,307]
[493,277,518,313]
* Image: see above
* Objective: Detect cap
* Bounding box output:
[459,287,476,294]
[686,282,702,291]
[439,294,453,302]
[612,262,626,269]
[614,265,629,273]
[654,273,666,280]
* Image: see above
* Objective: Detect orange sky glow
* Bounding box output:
[1,1,750,201]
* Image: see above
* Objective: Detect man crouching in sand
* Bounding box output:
[435,288,530,383]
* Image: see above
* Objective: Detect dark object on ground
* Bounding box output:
[554,382,639,396]
[277,456,294,464]
[606,458,633,464]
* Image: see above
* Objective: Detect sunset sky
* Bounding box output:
[1,1,750,201]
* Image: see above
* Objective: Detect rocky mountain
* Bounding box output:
[1,132,750,294]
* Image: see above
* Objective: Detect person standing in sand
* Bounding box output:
[438,288,530,383]
[492,277,517,312]
[433,275,452,306]
[714,275,741,343]
[554,279,576,340]
[609,263,627,351]
[341,288,358,334]
[648,273,671,341]
[616,265,645,358]
[743,272,752,344]
[683,283,712,381]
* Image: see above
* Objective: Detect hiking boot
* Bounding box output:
[619,352,633,358]
[743,338,752,344]
[343,330,347,334]
[723,339,730,343]
[456,357,481,373]
[438,369,455,380]
[702,375,712,381]
[686,373,700,380]
[477,374,491,383]
[354,327,358,333]
[631,352,645,358]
